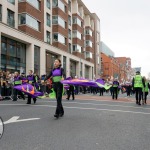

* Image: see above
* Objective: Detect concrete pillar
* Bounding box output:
[66,56,70,77]
[26,43,34,73]
[89,66,92,80]
[82,63,85,78]
[40,48,46,75]
[76,60,80,78]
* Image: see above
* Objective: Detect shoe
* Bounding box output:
[66,98,69,100]
[26,102,31,104]
[138,103,141,105]
[72,99,74,100]
[54,114,59,118]
[59,113,64,117]
[33,100,36,104]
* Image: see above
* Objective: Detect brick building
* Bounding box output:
[0,0,101,79]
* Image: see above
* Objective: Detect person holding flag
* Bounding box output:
[45,59,66,119]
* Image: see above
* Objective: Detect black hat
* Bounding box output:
[21,72,25,75]
[136,71,140,74]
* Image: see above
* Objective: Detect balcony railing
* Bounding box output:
[7,18,15,27]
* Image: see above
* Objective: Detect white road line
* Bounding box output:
[41,100,150,110]
[31,104,150,115]
[4,116,40,125]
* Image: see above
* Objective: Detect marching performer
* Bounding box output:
[45,59,65,118]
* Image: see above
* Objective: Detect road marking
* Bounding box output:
[41,100,150,110]
[31,104,150,115]
[4,116,40,125]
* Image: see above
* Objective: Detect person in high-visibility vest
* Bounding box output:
[142,76,150,104]
[132,71,145,105]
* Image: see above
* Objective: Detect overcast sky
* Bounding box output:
[82,0,150,77]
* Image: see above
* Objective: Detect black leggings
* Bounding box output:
[53,82,64,115]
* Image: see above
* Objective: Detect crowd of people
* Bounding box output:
[0,61,149,118]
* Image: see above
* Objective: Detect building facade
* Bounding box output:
[0,0,101,79]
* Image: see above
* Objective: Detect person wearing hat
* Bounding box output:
[132,71,145,105]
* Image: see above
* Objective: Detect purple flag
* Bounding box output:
[14,84,44,98]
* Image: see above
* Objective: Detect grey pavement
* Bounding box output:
[0,97,150,150]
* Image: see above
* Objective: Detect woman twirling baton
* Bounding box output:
[45,59,65,118]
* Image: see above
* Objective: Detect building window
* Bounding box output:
[46,31,51,44]
[53,33,66,45]
[73,17,82,27]
[68,15,71,26]
[7,9,15,27]
[52,16,65,28]
[7,0,15,5]
[46,0,51,9]
[26,0,40,10]
[86,40,92,48]
[86,52,92,59]
[0,5,2,21]
[68,0,71,12]
[73,45,82,53]
[68,29,71,40]
[85,29,92,36]
[1,36,26,73]
[72,30,82,40]
[19,13,40,31]
[34,46,40,75]
[46,13,51,27]
[52,0,65,12]
[68,43,71,53]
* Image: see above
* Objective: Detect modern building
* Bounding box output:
[0,0,101,79]
[100,41,114,57]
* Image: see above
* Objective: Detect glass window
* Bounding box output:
[52,16,65,28]
[68,29,71,40]
[19,14,40,31]
[85,29,92,36]
[46,31,51,44]
[72,17,82,27]
[68,43,71,53]
[46,13,51,27]
[1,36,26,73]
[52,0,58,7]
[68,15,71,26]
[1,42,7,54]
[26,0,40,10]
[86,40,92,47]
[68,0,71,12]
[73,45,82,52]
[52,0,65,12]
[34,46,40,75]
[86,52,92,59]
[72,30,82,40]
[7,0,15,5]
[53,33,66,45]
[7,9,15,27]
[47,0,51,9]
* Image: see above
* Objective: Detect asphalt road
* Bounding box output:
[0,96,150,150]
